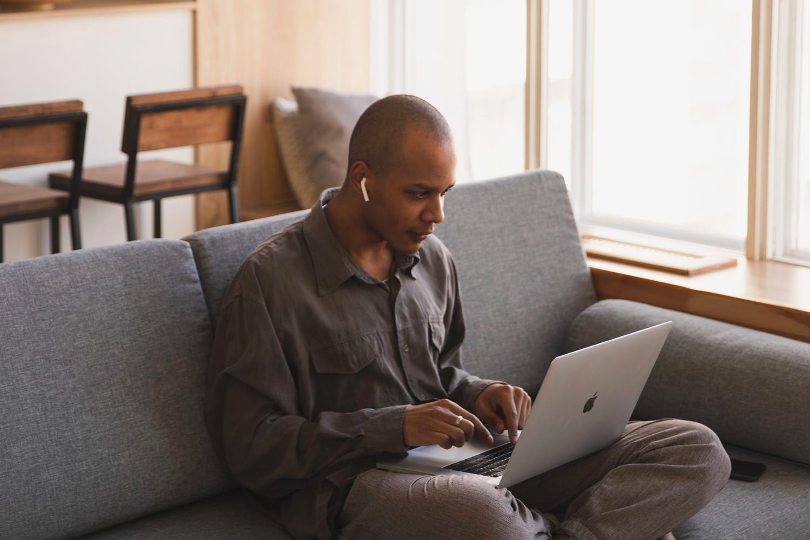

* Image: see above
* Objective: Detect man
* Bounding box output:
[206,95,730,540]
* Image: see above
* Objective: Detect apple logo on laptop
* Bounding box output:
[583,392,598,413]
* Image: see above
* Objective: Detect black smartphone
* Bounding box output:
[730,458,766,482]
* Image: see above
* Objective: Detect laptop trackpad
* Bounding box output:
[376,433,511,475]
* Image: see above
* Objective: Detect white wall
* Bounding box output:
[0,9,195,262]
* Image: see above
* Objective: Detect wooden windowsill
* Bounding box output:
[0,0,195,22]
[589,257,810,343]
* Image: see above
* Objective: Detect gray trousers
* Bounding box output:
[337,419,731,540]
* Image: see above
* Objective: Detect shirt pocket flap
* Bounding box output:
[310,332,382,374]
[429,319,446,352]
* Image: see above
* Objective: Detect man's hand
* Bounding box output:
[403,399,494,449]
[474,384,532,445]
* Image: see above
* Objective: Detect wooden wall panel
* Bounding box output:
[194,0,370,228]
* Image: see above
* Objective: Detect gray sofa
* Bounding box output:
[3,170,809,539]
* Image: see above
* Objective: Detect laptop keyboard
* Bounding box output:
[443,443,514,477]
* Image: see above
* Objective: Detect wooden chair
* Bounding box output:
[49,85,246,241]
[0,100,87,263]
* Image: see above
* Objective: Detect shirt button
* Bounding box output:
[402,344,409,352]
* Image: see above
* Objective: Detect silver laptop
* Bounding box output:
[377,321,672,488]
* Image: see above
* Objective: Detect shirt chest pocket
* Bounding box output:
[310,331,384,374]
[396,318,446,364]
[428,318,446,354]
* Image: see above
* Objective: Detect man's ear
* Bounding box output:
[348,161,370,202]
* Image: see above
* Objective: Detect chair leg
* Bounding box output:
[70,209,82,250]
[153,199,162,238]
[50,216,61,254]
[228,185,239,223]
[124,201,137,241]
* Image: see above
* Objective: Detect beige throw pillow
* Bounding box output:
[290,86,378,207]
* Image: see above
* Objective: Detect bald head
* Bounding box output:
[347,95,453,180]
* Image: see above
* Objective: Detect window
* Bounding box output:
[370,0,526,182]
[373,1,810,266]
[546,0,753,249]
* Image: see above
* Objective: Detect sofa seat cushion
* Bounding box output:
[566,299,810,465]
[79,490,291,539]
[675,446,810,539]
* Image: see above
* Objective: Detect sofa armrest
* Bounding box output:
[565,299,810,466]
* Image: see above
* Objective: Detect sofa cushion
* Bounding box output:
[288,86,377,207]
[79,490,291,540]
[566,299,810,465]
[0,240,232,540]
[436,170,597,395]
[184,210,309,325]
[675,446,810,539]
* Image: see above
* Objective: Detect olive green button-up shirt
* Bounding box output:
[205,189,498,539]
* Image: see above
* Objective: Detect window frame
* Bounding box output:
[770,0,810,264]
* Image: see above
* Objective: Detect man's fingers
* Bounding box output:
[503,399,519,444]
[514,387,531,429]
[444,429,465,448]
[518,401,529,429]
[444,412,474,441]
[431,424,467,448]
[493,388,520,443]
[446,406,492,444]
[519,394,531,429]
[471,385,534,444]
[447,422,468,447]
[468,412,494,444]
[403,399,498,448]
[458,417,475,441]
[438,434,453,449]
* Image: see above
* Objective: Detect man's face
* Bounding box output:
[364,128,456,253]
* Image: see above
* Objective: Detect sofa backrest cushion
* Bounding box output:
[184,209,309,325]
[187,171,595,396]
[566,299,810,465]
[0,240,232,540]
[436,170,596,395]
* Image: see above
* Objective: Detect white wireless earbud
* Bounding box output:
[360,177,370,202]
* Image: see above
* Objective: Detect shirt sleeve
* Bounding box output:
[205,290,408,500]
[437,256,503,413]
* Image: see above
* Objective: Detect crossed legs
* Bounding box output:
[338,419,730,540]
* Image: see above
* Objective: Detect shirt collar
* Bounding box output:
[302,188,421,296]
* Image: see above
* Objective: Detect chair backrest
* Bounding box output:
[0,100,87,206]
[121,85,246,153]
[119,85,246,198]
